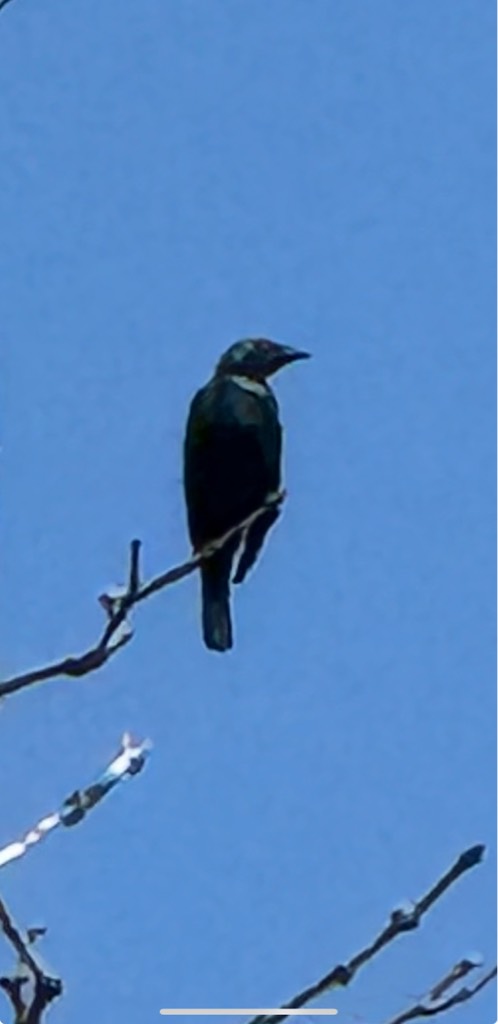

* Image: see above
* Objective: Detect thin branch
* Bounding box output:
[128,538,141,596]
[248,845,486,1024]
[0,0,16,13]
[384,963,497,1024]
[0,735,150,1019]
[427,955,479,1001]
[0,733,151,868]
[0,492,285,700]
[0,900,62,1024]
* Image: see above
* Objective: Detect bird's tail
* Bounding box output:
[201,550,234,652]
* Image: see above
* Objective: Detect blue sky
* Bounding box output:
[0,2,495,1023]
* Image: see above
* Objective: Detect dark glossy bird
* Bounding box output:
[183,338,310,651]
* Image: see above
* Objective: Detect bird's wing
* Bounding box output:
[232,505,281,585]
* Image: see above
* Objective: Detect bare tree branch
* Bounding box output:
[384,962,497,1024]
[0,900,62,1024]
[0,733,150,868]
[0,734,150,1020]
[0,0,16,13]
[249,845,486,1024]
[0,492,285,701]
[427,955,479,1001]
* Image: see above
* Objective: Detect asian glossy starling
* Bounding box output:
[183,338,310,652]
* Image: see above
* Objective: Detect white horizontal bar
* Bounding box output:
[160,1011,338,1017]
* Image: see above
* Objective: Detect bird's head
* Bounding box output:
[215,338,310,381]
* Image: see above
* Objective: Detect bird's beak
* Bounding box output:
[279,345,311,365]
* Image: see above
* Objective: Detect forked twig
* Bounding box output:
[384,962,497,1024]
[0,900,62,1024]
[0,493,285,700]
